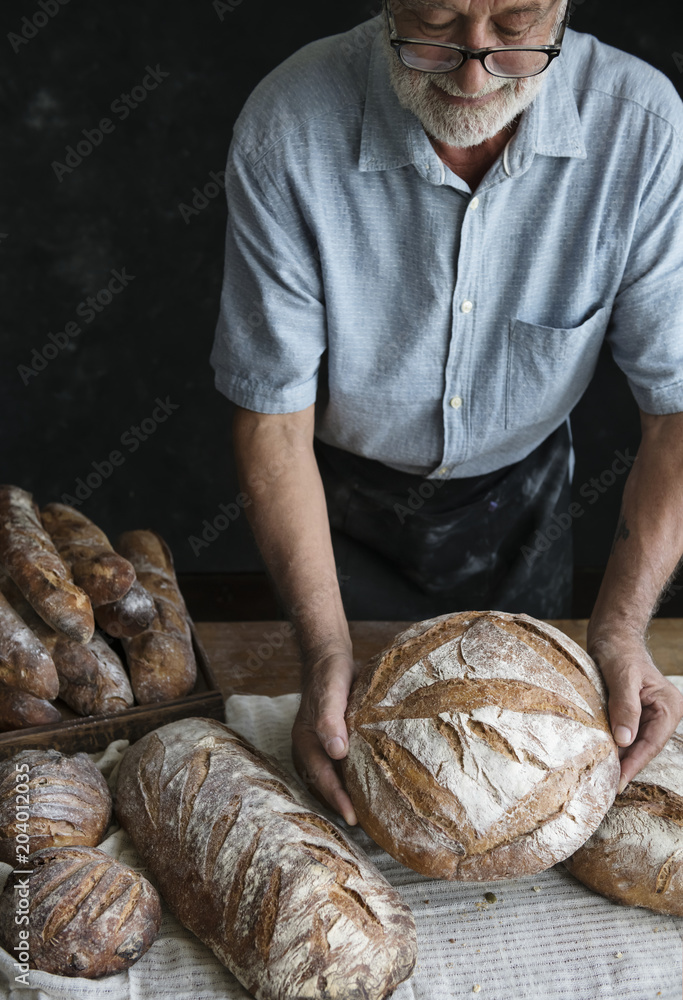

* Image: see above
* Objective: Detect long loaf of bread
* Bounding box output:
[94,580,156,638]
[115,531,196,703]
[41,503,136,607]
[0,486,94,643]
[116,718,417,1000]
[0,588,59,700]
[2,578,133,717]
[0,683,61,731]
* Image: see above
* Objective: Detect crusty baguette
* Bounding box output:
[94,579,156,638]
[115,530,196,703]
[116,718,417,1000]
[3,580,133,717]
[0,748,112,864]
[0,588,59,700]
[0,846,161,977]
[55,632,134,716]
[41,503,136,607]
[0,683,61,731]
[0,486,94,643]
[342,610,620,881]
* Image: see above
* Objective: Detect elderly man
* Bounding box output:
[210,0,683,825]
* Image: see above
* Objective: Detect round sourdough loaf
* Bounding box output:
[0,749,112,865]
[564,688,683,915]
[342,610,620,880]
[0,846,161,977]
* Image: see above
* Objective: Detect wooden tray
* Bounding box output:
[0,624,225,761]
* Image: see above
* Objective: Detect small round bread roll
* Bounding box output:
[564,681,683,915]
[0,846,162,977]
[0,749,112,865]
[342,610,620,880]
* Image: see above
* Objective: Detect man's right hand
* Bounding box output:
[292,650,358,826]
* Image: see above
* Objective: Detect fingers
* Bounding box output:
[617,682,683,790]
[292,725,358,825]
[606,673,643,751]
[292,651,358,825]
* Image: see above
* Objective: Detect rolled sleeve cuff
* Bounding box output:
[213,366,319,414]
[628,376,683,415]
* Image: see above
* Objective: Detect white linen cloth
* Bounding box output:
[1,692,681,1000]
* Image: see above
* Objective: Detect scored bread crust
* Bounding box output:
[342,610,620,881]
[0,748,112,863]
[564,721,683,915]
[2,580,133,717]
[95,580,156,638]
[0,845,161,977]
[115,531,196,703]
[0,486,94,643]
[115,718,417,1000]
[0,587,59,700]
[0,683,61,732]
[41,503,136,607]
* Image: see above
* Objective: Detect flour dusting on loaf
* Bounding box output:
[343,610,620,880]
[564,695,683,915]
[116,718,417,1000]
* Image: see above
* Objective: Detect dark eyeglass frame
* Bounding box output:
[384,0,571,78]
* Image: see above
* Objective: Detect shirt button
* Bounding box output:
[469,197,480,210]
[461,300,473,313]
[449,396,463,409]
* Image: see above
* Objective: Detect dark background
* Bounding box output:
[1,0,682,618]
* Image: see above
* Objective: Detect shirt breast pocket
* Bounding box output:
[504,306,611,431]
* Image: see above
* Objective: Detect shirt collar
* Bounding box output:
[359,21,587,181]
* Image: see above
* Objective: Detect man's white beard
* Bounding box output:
[381,29,546,149]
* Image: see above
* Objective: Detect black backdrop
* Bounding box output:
[1,0,682,587]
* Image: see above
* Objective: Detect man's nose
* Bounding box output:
[448,56,492,95]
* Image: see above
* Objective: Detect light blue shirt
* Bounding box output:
[210,17,683,478]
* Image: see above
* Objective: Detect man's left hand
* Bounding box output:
[589,634,683,792]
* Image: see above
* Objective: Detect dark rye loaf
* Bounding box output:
[0,749,112,864]
[342,610,620,881]
[116,718,417,1000]
[0,846,161,977]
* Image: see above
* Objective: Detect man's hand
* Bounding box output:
[292,650,358,825]
[589,633,683,792]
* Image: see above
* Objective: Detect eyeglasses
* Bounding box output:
[384,0,570,79]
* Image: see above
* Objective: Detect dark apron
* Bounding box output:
[314,422,573,621]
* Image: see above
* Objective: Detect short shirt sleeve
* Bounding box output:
[607,122,683,415]
[210,139,326,414]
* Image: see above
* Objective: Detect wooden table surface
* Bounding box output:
[195,619,683,699]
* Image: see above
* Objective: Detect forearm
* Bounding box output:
[232,404,351,668]
[588,411,683,649]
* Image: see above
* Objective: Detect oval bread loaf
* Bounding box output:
[342,610,620,881]
[0,749,112,864]
[0,684,61,732]
[0,485,94,643]
[95,579,156,638]
[0,587,59,700]
[116,718,417,1000]
[41,503,136,607]
[0,846,161,977]
[564,692,683,915]
[115,530,196,703]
